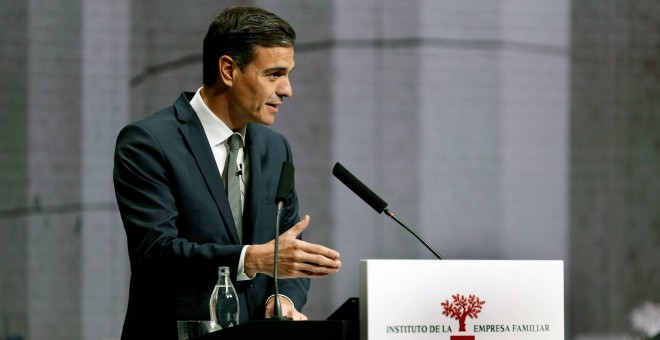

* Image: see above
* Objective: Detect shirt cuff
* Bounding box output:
[266,294,295,309]
[236,245,255,281]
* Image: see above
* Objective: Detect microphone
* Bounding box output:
[270,161,294,320]
[276,162,294,204]
[332,162,387,213]
[332,162,444,260]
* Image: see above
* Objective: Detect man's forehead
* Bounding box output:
[251,46,295,68]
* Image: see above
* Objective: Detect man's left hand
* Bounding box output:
[265,295,308,321]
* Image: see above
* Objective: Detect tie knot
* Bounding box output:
[228,133,242,151]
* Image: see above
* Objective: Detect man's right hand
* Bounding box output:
[244,215,342,278]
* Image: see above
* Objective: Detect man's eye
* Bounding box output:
[268,74,280,80]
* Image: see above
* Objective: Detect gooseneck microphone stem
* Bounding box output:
[332,162,445,260]
[384,208,443,260]
[272,201,287,320]
[270,161,294,321]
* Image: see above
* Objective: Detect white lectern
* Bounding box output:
[360,260,564,340]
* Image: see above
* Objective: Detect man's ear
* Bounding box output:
[219,55,236,86]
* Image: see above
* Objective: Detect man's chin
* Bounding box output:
[258,113,277,126]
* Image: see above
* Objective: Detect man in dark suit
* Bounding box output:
[113,6,341,339]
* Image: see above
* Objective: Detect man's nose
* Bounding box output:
[278,77,293,98]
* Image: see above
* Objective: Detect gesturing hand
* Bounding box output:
[244,215,342,278]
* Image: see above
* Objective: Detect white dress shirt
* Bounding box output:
[191,88,294,308]
[190,87,252,281]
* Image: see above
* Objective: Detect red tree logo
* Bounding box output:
[441,294,486,332]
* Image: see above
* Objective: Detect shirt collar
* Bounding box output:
[190,87,246,146]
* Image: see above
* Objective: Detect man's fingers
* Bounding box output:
[279,270,330,279]
[278,240,341,270]
[271,214,344,279]
[290,311,308,321]
[276,264,336,279]
[293,248,342,269]
[280,216,341,261]
[277,259,341,279]
[299,241,341,261]
[281,302,308,321]
[281,215,310,238]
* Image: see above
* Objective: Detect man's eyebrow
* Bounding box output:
[264,66,295,73]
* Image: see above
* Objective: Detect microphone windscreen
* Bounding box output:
[276,161,295,204]
[332,162,388,214]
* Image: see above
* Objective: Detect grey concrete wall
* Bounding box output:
[79,0,131,338]
[569,0,660,338]
[26,0,84,338]
[0,1,657,339]
[0,1,29,338]
[418,0,504,260]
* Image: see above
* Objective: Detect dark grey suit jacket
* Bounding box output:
[113,92,309,339]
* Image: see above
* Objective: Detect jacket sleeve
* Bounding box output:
[113,122,244,284]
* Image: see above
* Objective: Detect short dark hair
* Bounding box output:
[202,6,296,86]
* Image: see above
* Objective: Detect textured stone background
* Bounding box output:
[0,0,657,339]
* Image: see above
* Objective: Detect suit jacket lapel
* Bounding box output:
[244,123,263,243]
[174,93,240,244]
